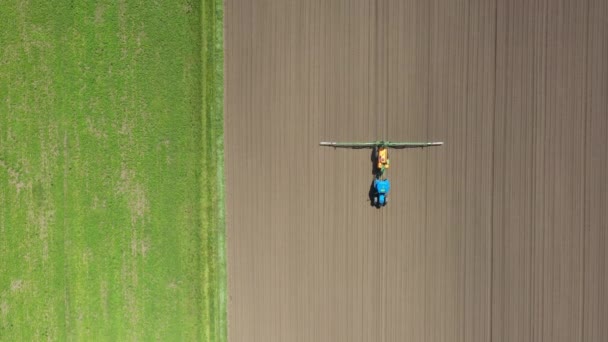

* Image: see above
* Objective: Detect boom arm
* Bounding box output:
[382,141,443,148]
[319,141,379,148]
[319,141,443,148]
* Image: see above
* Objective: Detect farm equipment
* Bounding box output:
[372,178,391,207]
[320,140,443,207]
[374,145,390,176]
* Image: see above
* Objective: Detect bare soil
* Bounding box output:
[225,1,608,341]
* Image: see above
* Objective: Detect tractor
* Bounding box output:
[320,140,443,208]
[372,178,391,207]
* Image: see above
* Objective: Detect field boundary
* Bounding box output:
[200,0,227,341]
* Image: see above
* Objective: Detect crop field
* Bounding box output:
[0,0,225,341]
[225,0,608,341]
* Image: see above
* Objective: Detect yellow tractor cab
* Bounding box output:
[377,146,390,171]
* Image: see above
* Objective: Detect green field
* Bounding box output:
[0,0,225,340]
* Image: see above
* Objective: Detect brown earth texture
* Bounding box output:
[224,1,608,341]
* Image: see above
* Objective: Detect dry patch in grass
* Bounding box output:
[94,4,106,25]
[0,301,8,318]
[10,279,25,292]
[117,167,149,225]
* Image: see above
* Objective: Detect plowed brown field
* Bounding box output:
[224,1,608,341]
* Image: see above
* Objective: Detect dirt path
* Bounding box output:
[225,1,608,341]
